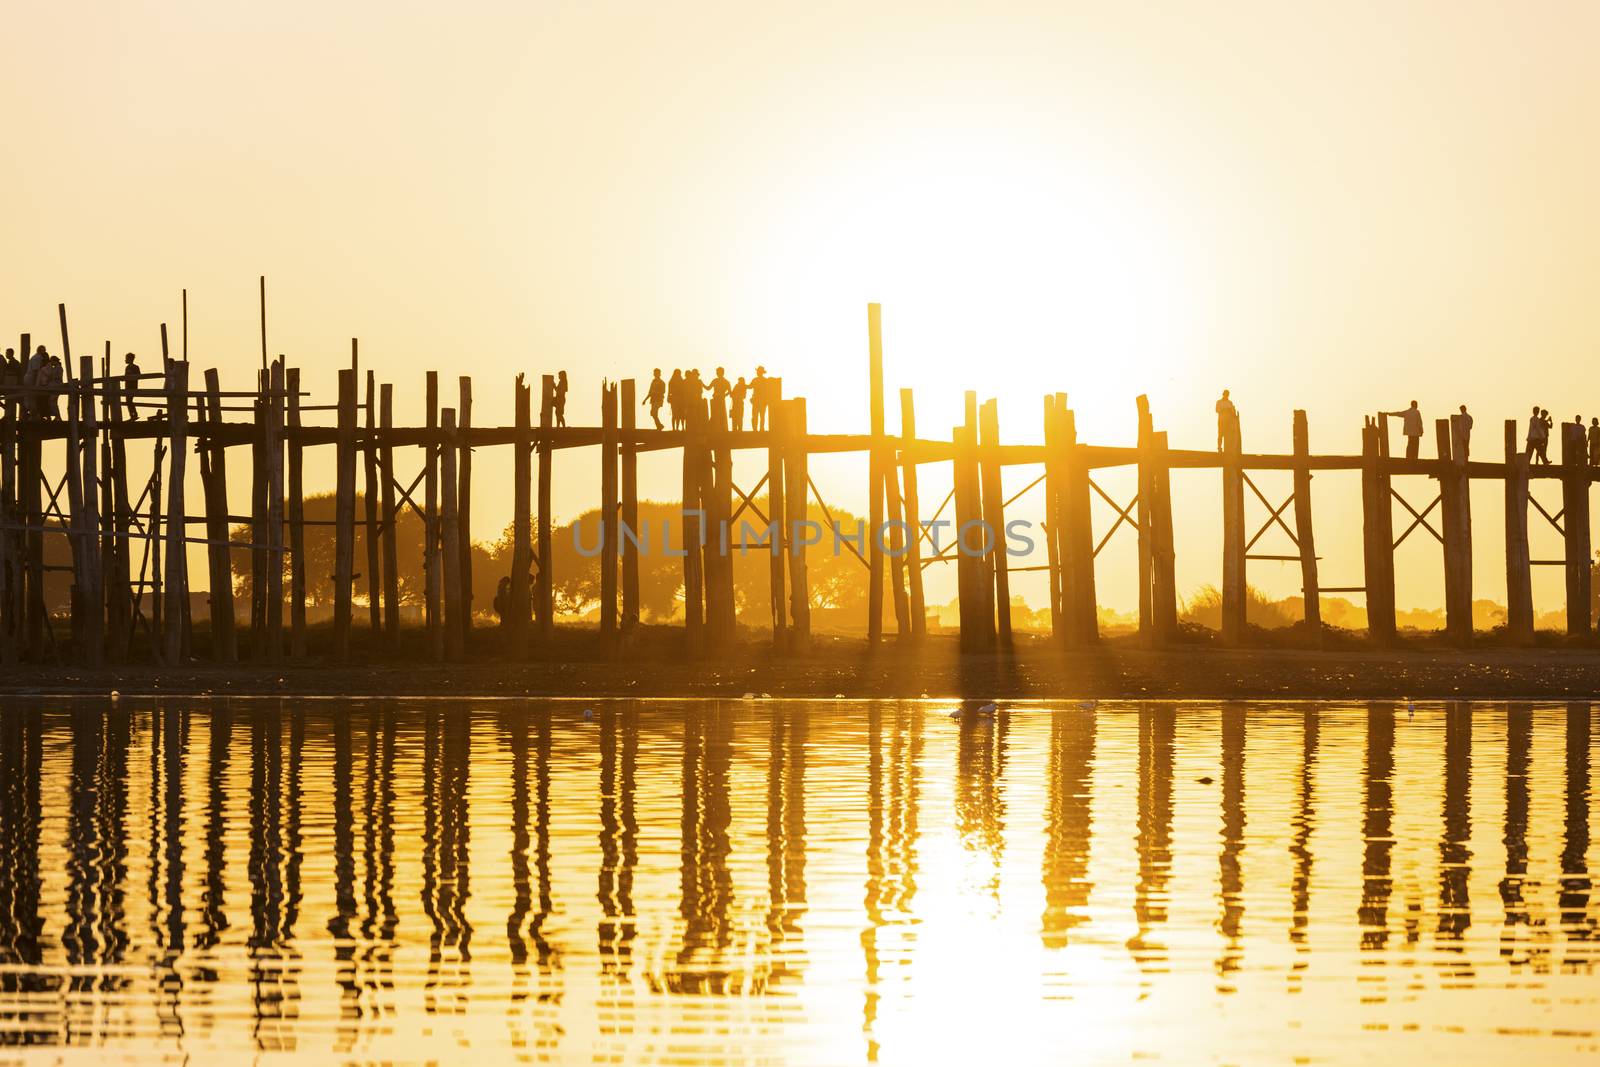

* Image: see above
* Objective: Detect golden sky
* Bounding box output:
[4,1,1598,614]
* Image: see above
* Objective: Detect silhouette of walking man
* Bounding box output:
[645,368,666,430]
[123,352,141,421]
[1215,389,1238,451]
[1456,404,1472,458]
[1383,400,1424,460]
[554,370,569,428]
[1589,417,1600,467]
[730,375,748,431]
[751,366,770,431]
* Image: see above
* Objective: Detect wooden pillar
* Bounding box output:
[1292,410,1321,645]
[1220,412,1246,646]
[440,407,464,662]
[64,368,86,657]
[783,398,811,651]
[766,380,787,648]
[105,378,132,663]
[201,369,236,661]
[287,368,308,658]
[884,431,910,638]
[620,378,639,630]
[1135,396,1155,642]
[364,370,383,636]
[425,371,443,660]
[1560,421,1591,635]
[509,375,532,653]
[162,361,189,664]
[0,396,13,666]
[333,367,358,659]
[249,372,267,651]
[979,398,1012,651]
[150,439,164,648]
[22,426,42,658]
[600,382,619,652]
[378,383,400,649]
[900,388,925,638]
[1503,419,1533,645]
[681,395,705,655]
[706,389,735,649]
[1150,429,1179,643]
[264,359,284,661]
[76,358,102,666]
[867,302,885,645]
[952,421,986,652]
[1361,419,1396,643]
[1043,395,1063,639]
[456,375,472,640]
[1439,417,1473,646]
[1063,402,1097,643]
[536,375,553,645]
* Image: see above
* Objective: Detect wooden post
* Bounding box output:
[287,368,308,658]
[1292,411,1321,645]
[1135,396,1155,643]
[150,439,164,648]
[1220,412,1246,646]
[1439,417,1473,646]
[64,366,86,657]
[105,378,132,663]
[364,370,382,636]
[425,371,443,660]
[1503,419,1533,644]
[900,388,925,638]
[1150,429,1179,643]
[536,375,553,645]
[456,375,472,641]
[333,367,358,658]
[249,371,267,651]
[767,379,787,648]
[201,369,237,661]
[979,398,1012,651]
[77,358,102,666]
[783,398,811,651]
[867,303,885,645]
[706,387,735,649]
[265,359,284,661]
[509,375,532,653]
[1561,421,1591,636]
[952,421,986,652]
[1043,395,1063,639]
[379,383,400,648]
[600,382,619,652]
[620,378,639,631]
[682,393,705,656]
[21,427,43,658]
[884,433,910,638]
[1063,402,1097,643]
[0,389,13,665]
[162,361,189,664]
[1361,419,1396,643]
[440,407,464,662]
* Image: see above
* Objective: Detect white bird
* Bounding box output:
[583,708,594,722]
[977,702,999,716]
[1077,699,1098,711]
[109,690,120,702]
[947,707,963,719]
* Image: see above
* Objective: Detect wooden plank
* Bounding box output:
[1220,411,1246,646]
[265,359,284,661]
[364,370,383,635]
[867,302,885,644]
[767,379,787,648]
[1561,421,1591,635]
[900,388,925,638]
[508,375,532,653]
[600,382,619,652]
[1292,411,1321,645]
[979,398,1012,651]
[1502,419,1533,644]
[425,370,443,660]
[440,407,464,661]
[379,383,400,648]
[287,368,308,657]
[202,369,237,661]
[1440,416,1473,646]
[620,378,639,632]
[162,361,189,663]
[456,374,472,641]
[332,368,358,658]
[783,398,811,651]
[536,375,554,645]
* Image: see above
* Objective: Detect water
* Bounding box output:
[0,699,1595,1065]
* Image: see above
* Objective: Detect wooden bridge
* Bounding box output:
[0,300,1590,667]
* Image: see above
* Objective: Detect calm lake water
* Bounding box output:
[0,698,1595,1065]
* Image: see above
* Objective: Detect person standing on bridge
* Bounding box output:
[1382,400,1425,460]
[730,375,748,431]
[554,370,569,428]
[1588,417,1600,467]
[709,366,730,424]
[123,352,141,421]
[1214,389,1238,451]
[644,368,666,430]
[750,366,770,431]
[667,369,684,430]
[1456,404,1472,458]
[22,345,47,419]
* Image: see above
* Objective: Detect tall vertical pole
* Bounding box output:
[620,378,639,631]
[536,375,554,645]
[509,376,532,653]
[287,368,307,657]
[1503,420,1533,644]
[867,303,885,644]
[1561,421,1591,636]
[379,383,400,648]
[265,359,284,661]
[766,379,787,648]
[979,398,1011,651]
[900,389,925,638]
[681,391,704,655]
[783,398,811,651]
[333,367,357,658]
[600,381,619,653]
[440,407,463,662]
[162,361,189,664]
[77,357,102,666]
[202,369,237,661]
[1439,417,1472,646]
[425,371,442,660]
[456,375,473,641]
[1220,413,1246,645]
[364,370,383,635]
[1292,411,1321,645]
[1136,395,1155,644]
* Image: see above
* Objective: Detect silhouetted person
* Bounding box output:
[1456,404,1472,458]
[685,369,707,423]
[22,345,46,420]
[709,367,730,424]
[554,371,569,428]
[1536,408,1554,464]
[40,356,63,421]
[1215,389,1238,451]
[122,352,141,421]
[1383,400,1423,460]
[730,376,748,431]
[667,369,684,430]
[751,366,770,431]
[0,348,19,418]
[645,368,666,430]
[1588,418,1600,467]
[1526,405,1547,464]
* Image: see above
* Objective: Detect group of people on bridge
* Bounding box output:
[643,365,778,433]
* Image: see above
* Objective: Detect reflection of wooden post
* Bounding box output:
[333,368,357,659]
[509,375,532,653]
[536,375,554,645]
[1439,417,1473,646]
[379,383,399,648]
[1220,414,1245,646]
[900,389,925,638]
[1561,422,1591,635]
[162,361,189,664]
[457,375,473,641]
[1292,411,1321,646]
[364,370,383,636]
[202,369,236,661]
[979,398,1011,651]
[1503,420,1532,644]
[784,398,811,651]
[440,408,463,661]
[600,382,619,653]
[287,368,307,657]
[620,378,639,630]
[425,371,443,660]
[766,380,787,648]
[867,303,885,645]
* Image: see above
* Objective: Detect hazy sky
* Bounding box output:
[4,1,1598,613]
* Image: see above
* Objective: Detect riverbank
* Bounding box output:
[3,629,1600,700]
